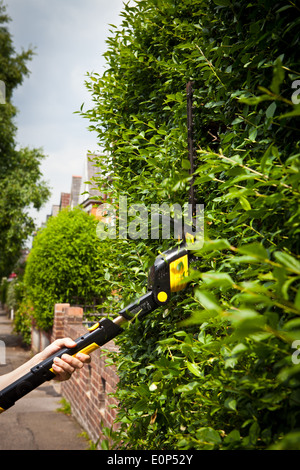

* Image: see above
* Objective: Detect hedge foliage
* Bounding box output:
[24,208,109,331]
[83,0,300,450]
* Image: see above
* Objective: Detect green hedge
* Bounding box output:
[83,0,300,449]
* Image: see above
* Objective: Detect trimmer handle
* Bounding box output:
[0,318,123,413]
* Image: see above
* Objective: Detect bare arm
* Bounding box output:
[0,338,91,390]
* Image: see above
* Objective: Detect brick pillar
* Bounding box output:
[51,303,70,342]
[64,306,83,327]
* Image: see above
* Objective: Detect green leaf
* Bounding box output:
[132,399,149,412]
[239,94,273,105]
[260,143,274,173]
[181,159,191,169]
[238,243,269,261]
[196,427,221,446]
[228,309,267,340]
[194,289,222,313]
[195,239,231,254]
[248,127,257,142]
[180,309,218,326]
[201,272,235,288]
[239,196,252,211]
[266,101,277,119]
[225,398,237,411]
[224,429,241,445]
[224,343,248,369]
[274,252,300,274]
[270,57,285,95]
[175,381,200,393]
[186,361,202,377]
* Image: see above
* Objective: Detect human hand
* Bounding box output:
[39,338,91,382]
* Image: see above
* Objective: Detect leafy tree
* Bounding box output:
[0,1,50,277]
[83,0,300,449]
[24,207,111,331]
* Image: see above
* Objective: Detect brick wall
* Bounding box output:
[50,303,120,444]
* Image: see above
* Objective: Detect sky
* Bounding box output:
[5,0,126,228]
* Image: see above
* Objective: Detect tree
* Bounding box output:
[0,1,50,277]
[24,207,111,331]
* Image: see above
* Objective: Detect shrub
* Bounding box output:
[14,296,33,345]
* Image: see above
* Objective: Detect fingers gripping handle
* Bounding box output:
[32,318,123,375]
[0,318,123,413]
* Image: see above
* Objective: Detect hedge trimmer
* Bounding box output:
[0,82,199,413]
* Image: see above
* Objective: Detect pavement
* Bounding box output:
[0,308,89,450]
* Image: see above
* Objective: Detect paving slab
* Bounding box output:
[0,308,89,450]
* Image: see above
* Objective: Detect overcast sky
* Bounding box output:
[5,0,125,228]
